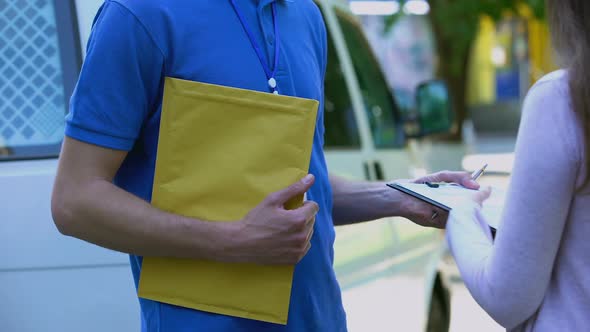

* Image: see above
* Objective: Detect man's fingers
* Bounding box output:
[267,174,315,205]
[435,211,449,228]
[297,201,319,218]
[288,201,319,228]
[305,223,315,242]
[299,242,312,262]
[428,208,447,229]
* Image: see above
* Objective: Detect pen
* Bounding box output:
[471,163,488,181]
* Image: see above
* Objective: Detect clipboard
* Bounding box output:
[387,182,504,233]
[387,182,452,211]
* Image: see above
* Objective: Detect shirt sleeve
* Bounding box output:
[65,0,165,151]
[446,77,581,329]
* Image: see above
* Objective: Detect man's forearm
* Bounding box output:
[330,175,408,226]
[52,178,237,261]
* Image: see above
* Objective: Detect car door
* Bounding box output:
[319,3,446,331]
[0,1,139,331]
[339,10,445,296]
[320,3,420,331]
[340,11,444,292]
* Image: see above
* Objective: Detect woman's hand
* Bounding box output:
[471,186,492,207]
[412,170,481,189]
[398,171,482,228]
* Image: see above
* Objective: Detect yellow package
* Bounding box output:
[138,77,318,324]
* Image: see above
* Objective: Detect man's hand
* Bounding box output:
[401,171,481,228]
[53,138,318,264]
[228,174,319,265]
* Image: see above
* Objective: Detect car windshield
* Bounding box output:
[334,9,404,149]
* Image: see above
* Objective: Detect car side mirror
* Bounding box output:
[404,80,453,138]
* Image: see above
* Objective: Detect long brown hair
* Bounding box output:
[547,0,590,189]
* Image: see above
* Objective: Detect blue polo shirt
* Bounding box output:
[65,0,346,331]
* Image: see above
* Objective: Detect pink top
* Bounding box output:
[446,70,590,331]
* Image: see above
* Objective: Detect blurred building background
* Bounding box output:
[350,0,553,138]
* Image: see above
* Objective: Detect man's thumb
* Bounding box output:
[271,174,315,204]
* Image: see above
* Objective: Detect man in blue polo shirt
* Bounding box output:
[51,1,478,331]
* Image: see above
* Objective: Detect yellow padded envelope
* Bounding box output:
[137,77,319,325]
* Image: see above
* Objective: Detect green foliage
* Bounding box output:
[385,0,545,42]
[382,0,546,136]
[526,0,546,19]
[383,0,545,75]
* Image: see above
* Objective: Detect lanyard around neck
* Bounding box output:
[229,0,281,94]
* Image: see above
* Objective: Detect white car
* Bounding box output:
[0,1,454,331]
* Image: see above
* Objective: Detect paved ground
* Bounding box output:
[449,277,503,332]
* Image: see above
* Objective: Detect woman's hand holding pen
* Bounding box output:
[466,164,492,207]
[402,165,494,228]
[399,170,482,228]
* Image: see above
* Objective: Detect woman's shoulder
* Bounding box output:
[523,69,583,165]
[522,70,572,125]
[528,69,569,97]
[535,69,568,83]
[523,69,572,117]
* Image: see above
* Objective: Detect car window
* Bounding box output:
[0,0,80,160]
[334,8,404,149]
[323,12,362,149]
